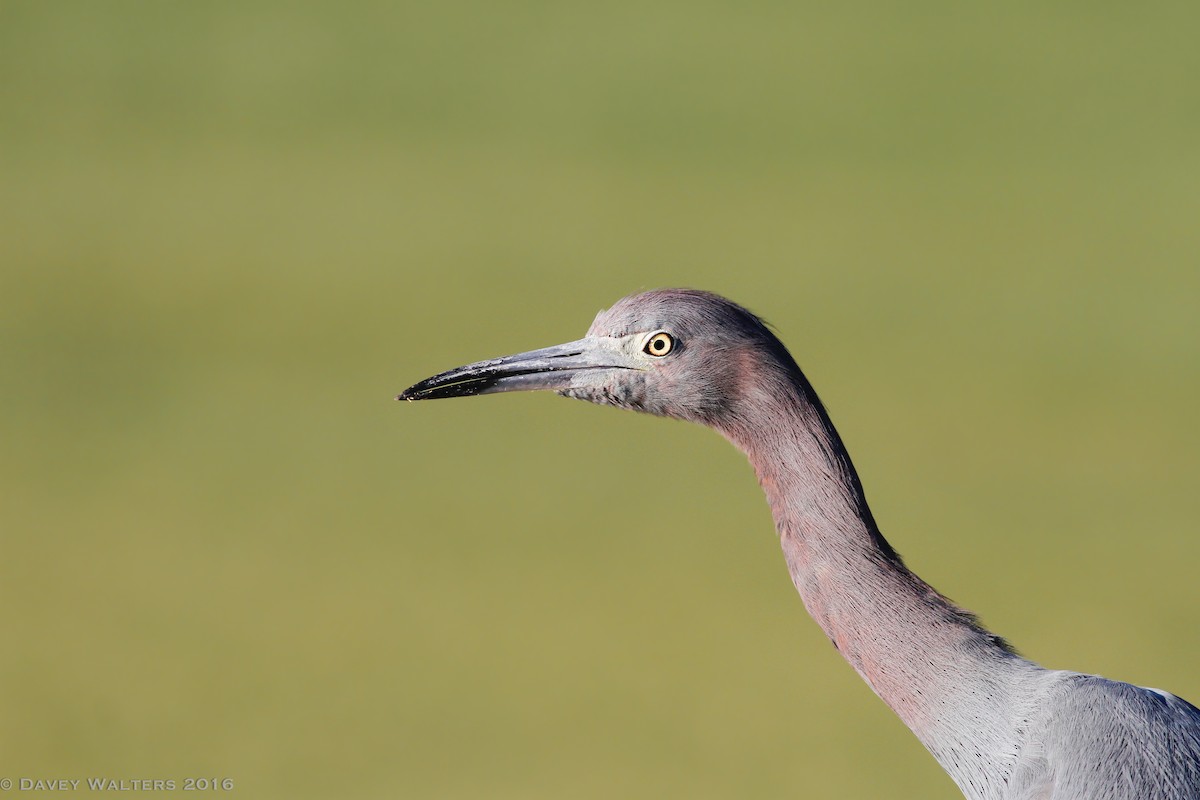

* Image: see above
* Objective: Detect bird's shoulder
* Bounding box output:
[1008,671,1200,800]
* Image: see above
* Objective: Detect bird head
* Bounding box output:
[399,289,801,429]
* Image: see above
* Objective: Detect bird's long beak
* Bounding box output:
[398,337,629,401]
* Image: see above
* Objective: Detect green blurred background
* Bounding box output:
[2,2,1198,797]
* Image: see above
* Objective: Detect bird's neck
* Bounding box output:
[717,370,1038,796]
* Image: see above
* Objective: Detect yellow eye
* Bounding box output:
[643,332,674,357]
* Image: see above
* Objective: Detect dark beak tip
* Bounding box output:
[396,338,601,404]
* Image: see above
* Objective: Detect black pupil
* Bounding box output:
[653,338,666,351]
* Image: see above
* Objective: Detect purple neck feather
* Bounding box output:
[714,359,1039,794]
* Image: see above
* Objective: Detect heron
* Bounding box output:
[399,288,1200,799]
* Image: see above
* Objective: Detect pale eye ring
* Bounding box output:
[643,332,675,357]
